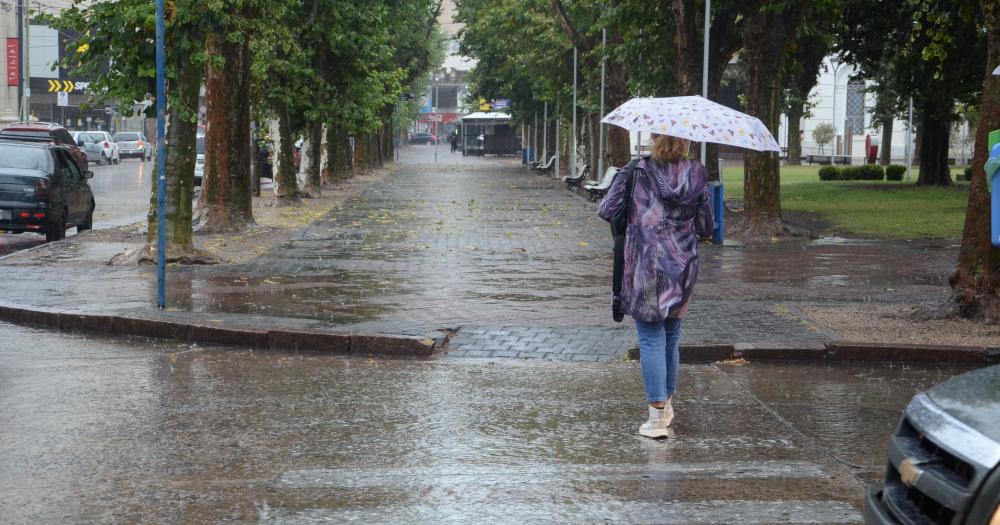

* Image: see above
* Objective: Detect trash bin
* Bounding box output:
[710,182,724,245]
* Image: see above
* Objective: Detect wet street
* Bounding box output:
[0,320,971,523]
[0,157,152,257]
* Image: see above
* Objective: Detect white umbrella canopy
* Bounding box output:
[601,96,781,152]
[994,64,1000,75]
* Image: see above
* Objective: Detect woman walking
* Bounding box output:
[598,134,714,438]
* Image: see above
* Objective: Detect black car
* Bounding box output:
[0,142,95,242]
[865,364,1000,524]
[408,131,437,145]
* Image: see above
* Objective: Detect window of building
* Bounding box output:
[845,80,866,136]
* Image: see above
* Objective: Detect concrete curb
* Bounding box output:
[1,303,994,366]
[626,341,998,367]
[0,305,437,358]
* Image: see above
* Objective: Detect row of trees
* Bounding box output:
[456,0,1000,320]
[49,0,444,261]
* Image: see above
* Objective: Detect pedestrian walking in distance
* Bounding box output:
[450,131,459,154]
[598,134,714,438]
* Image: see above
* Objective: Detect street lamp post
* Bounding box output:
[432,74,439,163]
[700,0,710,166]
[542,101,548,163]
[829,57,844,166]
[155,0,166,308]
[572,46,577,181]
[597,28,606,181]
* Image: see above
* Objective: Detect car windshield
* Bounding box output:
[114,133,140,141]
[79,132,105,143]
[0,145,52,170]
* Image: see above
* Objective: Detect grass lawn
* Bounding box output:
[720,164,970,239]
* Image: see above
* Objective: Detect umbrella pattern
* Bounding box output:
[601,96,781,152]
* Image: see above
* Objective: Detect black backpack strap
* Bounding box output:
[611,158,642,322]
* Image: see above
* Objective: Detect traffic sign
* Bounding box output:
[47,79,75,92]
[57,91,69,107]
[492,99,511,109]
[399,93,415,101]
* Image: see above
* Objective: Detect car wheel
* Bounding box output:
[98,153,108,166]
[45,209,66,242]
[78,202,94,232]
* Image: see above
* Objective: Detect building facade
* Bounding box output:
[420,0,475,137]
[780,57,974,165]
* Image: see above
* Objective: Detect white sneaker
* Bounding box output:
[638,406,671,438]
[662,398,674,427]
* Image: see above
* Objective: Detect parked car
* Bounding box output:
[0,142,95,242]
[72,131,120,166]
[113,132,152,161]
[408,131,437,145]
[865,364,1000,525]
[0,122,88,173]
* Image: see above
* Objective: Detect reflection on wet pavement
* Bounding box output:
[0,321,968,523]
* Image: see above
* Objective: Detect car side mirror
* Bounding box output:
[77,141,85,147]
[84,171,94,179]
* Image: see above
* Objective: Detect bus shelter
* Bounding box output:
[460,112,520,156]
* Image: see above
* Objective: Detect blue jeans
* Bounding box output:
[635,318,682,403]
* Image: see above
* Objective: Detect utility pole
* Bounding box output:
[555,101,560,178]
[542,101,548,162]
[20,0,30,122]
[597,28,606,180]
[571,47,577,181]
[433,76,439,164]
[906,96,913,181]
[155,0,166,309]
[700,0,710,165]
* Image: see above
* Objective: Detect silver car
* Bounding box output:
[194,135,204,187]
[113,132,152,161]
[72,131,120,165]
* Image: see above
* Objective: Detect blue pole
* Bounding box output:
[711,182,724,245]
[155,0,166,309]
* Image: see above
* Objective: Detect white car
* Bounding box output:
[72,131,120,165]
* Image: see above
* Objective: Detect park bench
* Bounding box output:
[531,155,556,173]
[584,166,620,201]
[806,154,850,165]
[563,163,590,188]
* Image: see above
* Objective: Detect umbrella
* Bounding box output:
[601,96,781,152]
[994,64,1000,75]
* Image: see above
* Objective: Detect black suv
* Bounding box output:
[0,142,95,241]
[865,364,1000,524]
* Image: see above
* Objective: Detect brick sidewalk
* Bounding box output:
[0,145,961,361]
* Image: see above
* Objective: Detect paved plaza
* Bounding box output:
[0,145,965,361]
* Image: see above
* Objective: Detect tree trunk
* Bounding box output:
[327,124,350,179]
[949,2,1000,321]
[880,117,894,166]
[740,1,803,236]
[146,56,200,257]
[671,0,742,181]
[786,104,803,166]
[915,110,953,186]
[354,134,367,173]
[196,32,254,232]
[604,28,632,167]
[271,101,300,204]
[303,122,323,196]
[251,121,261,197]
